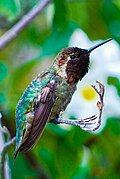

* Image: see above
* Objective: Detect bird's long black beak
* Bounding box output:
[87,38,112,53]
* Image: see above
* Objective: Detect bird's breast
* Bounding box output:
[49,80,76,120]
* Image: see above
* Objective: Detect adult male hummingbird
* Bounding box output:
[14,38,112,159]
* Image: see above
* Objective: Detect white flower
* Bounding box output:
[64,29,120,131]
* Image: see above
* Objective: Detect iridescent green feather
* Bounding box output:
[15,68,55,150]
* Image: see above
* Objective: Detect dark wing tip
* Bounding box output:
[14,149,19,160]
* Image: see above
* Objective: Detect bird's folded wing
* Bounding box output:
[19,79,59,152]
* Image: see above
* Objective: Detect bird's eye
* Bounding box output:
[70,55,76,59]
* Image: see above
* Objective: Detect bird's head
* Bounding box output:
[53,38,112,84]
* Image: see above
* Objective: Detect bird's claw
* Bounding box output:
[79,115,97,123]
[77,115,98,132]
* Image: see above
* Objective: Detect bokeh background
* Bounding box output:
[0,0,120,178]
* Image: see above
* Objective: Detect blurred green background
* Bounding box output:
[0,0,120,178]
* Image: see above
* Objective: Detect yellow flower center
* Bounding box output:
[82,86,97,101]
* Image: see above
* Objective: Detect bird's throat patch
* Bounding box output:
[67,74,78,84]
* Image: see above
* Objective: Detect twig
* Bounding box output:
[0,137,16,179]
[0,126,11,141]
[91,81,105,131]
[0,0,51,50]
[0,113,11,141]
[1,137,16,158]
[0,113,16,179]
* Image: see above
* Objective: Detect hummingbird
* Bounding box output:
[14,38,112,159]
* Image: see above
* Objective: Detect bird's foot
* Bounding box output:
[50,81,105,132]
[50,115,97,132]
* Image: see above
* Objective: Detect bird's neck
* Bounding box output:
[53,64,67,80]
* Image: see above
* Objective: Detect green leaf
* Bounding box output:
[0,0,20,20]
[9,58,40,89]
[66,1,108,39]
[107,117,120,135]
[41,22,78,56]
[0,61,8,82]
[107,76,120,96]
[9,155,39,179]
[100,1,120,43]
[53,0,68,31]
[4,58,41,117]
[21,0,40,10]
[0,0,40,21]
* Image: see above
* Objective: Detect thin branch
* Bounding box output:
[0,113,11,141]
[1,137,16,157]
[0,126,11,141]
[91,81,105,131]
[0,114,16,179]
[0,0,51,50]
[0,137,16,179]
